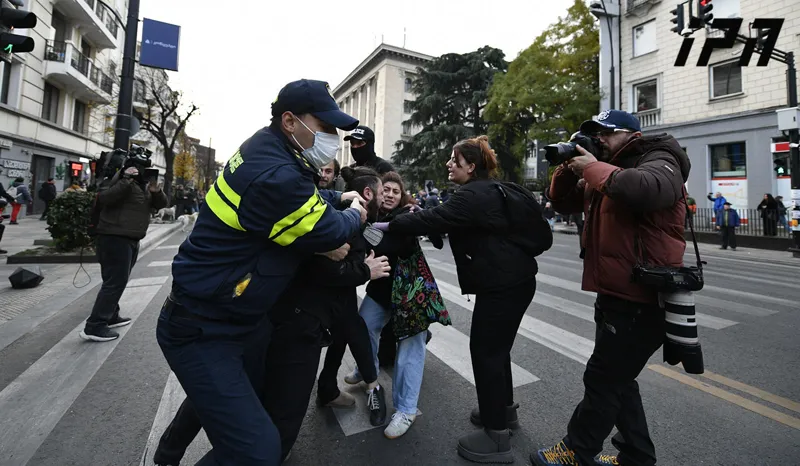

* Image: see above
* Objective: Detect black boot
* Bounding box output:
[457,428,513,464]
[470,402,520,430]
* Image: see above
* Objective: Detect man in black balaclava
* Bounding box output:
[345,126,394,175]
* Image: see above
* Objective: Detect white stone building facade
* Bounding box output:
[598,0,800,208]
[332,44,433,167]
[0,0,126,216]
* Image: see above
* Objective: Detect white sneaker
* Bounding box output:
[344,371,363,385]
[384,411,415,439]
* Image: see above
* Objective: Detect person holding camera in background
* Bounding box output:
[79,163,168,342]
[531,110,691,466]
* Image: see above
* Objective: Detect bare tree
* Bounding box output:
[135,67,199,198]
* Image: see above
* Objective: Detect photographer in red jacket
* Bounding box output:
[531,110,690,466]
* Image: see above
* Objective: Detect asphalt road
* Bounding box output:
[0,231,798,466]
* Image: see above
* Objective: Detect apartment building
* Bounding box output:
[332,44,433,167]
[0,0,127,215]
[597,0,799,208]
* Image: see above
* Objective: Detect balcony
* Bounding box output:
[635,108,662,128]
[44,41,113,104]
[54,0,118,49]
[626,0,660,15]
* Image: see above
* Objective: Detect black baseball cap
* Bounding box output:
[271,79,359,131]
[344,126,375,143]
[579,109,642,134]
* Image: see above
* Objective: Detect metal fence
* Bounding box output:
[691,208,793,238]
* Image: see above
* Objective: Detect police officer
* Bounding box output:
[345,125,394,174]
[156,79,367,466]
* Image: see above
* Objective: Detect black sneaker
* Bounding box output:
[367,385,387,426]
[108,315,132,328]
[79,327,119,342]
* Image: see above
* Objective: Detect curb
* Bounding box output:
[5,223,182,265]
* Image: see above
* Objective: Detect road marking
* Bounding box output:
[155,245,179,250]
[699,370,800,414]
[355,287,538,388]
[433,279,594,365]
[0,284,163,466]
[128,276,170,288]
[148,261,173,268]
[699,283,796,307]
[648,365,800,431]
[690,253,800,271]
[534,273,739,330]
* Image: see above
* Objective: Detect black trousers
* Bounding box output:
[317,308,379,404]
[721,226,737,249]
[40,200,52,219]
[154,303,273,466]
[565,295,665,466]
[470,278,536,430]
[85,235,139,331]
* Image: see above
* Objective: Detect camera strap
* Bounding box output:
[683,188,704,271]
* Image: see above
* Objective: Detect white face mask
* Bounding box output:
[291,115,340,170]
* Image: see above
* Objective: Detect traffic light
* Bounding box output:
[670,5,685,35]
[774,156,788,176]
[699,0,713,25]
[756,27,769,50]
[0,7,37,63]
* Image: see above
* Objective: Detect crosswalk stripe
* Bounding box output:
[128,276,170,288]
[354,287,538,389]
[155,245,179,250]
[700,283,796,307]
[534,273,739,330]
[0,284,162,466]
[147,261,173,268]
[537,258,776,318]
[433,279,594,365]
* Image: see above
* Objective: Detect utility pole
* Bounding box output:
[113,0,140,151]
[785,52,800,257]
[206,137,213,190]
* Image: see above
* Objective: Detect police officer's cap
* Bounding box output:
[272,79,359,131]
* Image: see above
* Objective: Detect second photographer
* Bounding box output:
[80,150,168,342]
[530,110,691,466]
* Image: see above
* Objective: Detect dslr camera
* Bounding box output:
[543,132,603,165]
[98,144,154,181]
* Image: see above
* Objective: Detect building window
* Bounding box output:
[710,61,742,98]
[402,121,411,135]
[634,79,658,112]
[73,100,88,134]
[1,62,11,104]
[710,142,746,178]
[42,82,60,123]
[710,0,740,19]
[404,77,413,92]
[403,100,413,114]
[632,20,657,57]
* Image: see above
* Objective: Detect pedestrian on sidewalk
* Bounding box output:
[38,178,57,221]
[757,193,779,236]
[716,201,740,250]
[8,177,32,224]
[374,136,552,463]
[79,167,168,342]
[776,195,789,231]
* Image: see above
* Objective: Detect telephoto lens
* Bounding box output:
[661,290,704,374]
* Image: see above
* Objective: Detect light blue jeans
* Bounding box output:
[355,295,427,415]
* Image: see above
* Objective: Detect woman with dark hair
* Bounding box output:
[374,136,552,463]
[345,170,450,439]
[757,193,779,236]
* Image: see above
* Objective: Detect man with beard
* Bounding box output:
[263,166,389,460]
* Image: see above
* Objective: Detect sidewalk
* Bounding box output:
[0,218,182,327]
[552,223,799,265]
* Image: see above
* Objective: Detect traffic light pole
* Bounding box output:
[112,0,140,151]
[786,52,800,257]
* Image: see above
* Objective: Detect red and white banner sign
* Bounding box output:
[771,142,791,153]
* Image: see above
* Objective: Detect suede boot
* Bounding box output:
[470,402,520,430]
[457,428,513,464]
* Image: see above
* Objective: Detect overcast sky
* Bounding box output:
[139,0,580,162]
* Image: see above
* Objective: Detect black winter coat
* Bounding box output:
[95,173,168,240]
[389,179,550,294]
[275,228,371,329]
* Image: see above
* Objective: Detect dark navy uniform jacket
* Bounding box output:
[171,125,361,324]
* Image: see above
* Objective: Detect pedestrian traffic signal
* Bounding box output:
[670,5,685,35]
[699,0,713,24]
[0,7,37,63]
[774,158,787,175]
